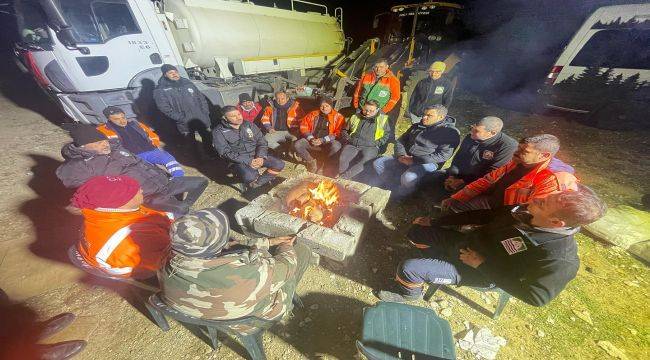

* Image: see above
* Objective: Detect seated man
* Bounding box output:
[408,61,455,124]
[442,134,578,213]
[70,175,172,278]
[337,100,390,179]
[213,105,285,188]
[56,126,208,215]
[373,105,460,198]
[237,93,262,124]
[432,116,517,200]
[159,208,311,334]
[294,97,345,172]
[378,186,607,306]
[97,106,184,177]
[260,90,302,151]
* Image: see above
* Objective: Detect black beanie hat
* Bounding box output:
[238,93,253,103]
[102,106,125,119]
[70,125,108,147]
[161,64,178,75]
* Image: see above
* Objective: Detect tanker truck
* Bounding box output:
[12,0,345,124]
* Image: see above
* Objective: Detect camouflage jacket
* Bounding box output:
[158,238,298,327]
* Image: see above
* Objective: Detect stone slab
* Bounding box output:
[234,204,265,228]
[297,224,355,262]
[252,210,308,237]
[358,186,391,215]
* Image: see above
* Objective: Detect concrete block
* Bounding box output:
[250,194,282,212]
[297,224,355,262]
[334,205,370,238]
[358,186,391,215]
[234,204,265,228]
[252,210,308,237]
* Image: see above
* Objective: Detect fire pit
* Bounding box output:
[235,173,391,262]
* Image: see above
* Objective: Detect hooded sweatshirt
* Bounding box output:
[395,116,461,165]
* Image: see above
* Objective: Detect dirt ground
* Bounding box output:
[0,59,648,360]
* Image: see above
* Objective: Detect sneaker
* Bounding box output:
[376,290,422,303]
[38,340,87,360]
[38,313,76,341]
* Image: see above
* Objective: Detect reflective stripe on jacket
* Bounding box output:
[353,70,401,113]
[260,100,302,129]
[97,122,161,147]
[299,109,345,140]
[78,206,172,277]
[451,159,579,205]
[348,113,389,141]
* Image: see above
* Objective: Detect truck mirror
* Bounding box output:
[373,18,379,29]
[38,0,75,46]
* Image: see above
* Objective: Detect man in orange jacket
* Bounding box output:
[70,175,172,278]
[260,90,303,151]
[353,58,401,142]
[441,134,578,213]
[97,106,184,177]
[294,97,345,172]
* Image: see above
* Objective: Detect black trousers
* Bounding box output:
[337,144,379,179]
[293,138,342,162]
[145,176,208,216]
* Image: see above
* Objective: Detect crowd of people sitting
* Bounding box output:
[50,59,607,357]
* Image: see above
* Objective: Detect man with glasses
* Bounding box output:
[408,61,455,124]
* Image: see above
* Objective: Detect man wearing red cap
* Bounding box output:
[71,175,172,277]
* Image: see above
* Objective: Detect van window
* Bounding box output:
[570,29,650,69]
[59,0,141,44]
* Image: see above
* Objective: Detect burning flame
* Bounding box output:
[289,180,340,225]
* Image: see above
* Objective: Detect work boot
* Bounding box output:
[38,340,86,360]
[376,289,422,303]
[305,159,318,173]
[38,313,76,340]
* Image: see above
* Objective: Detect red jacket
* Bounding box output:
[237,102,262,123]
[78,206,172,278]
[260,100,302,130]
[97,122,161,147]
[451,159,578,206]
[299,109,345,141]
[353,70,401,113]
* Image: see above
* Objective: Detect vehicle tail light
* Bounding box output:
[23,51,50,88]
[545,65,563,85]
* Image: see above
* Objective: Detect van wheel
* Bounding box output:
[589,103,640,131]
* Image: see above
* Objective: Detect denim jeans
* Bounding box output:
[372,157,438,196]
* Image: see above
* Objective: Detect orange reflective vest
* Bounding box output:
[97,122,161,148]
[299,109,345,139]
[451,160,578,206]
[78,206,172,277]
[260,100,302,130]
[353,70,401,113]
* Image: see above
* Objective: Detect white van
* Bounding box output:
[541,4,650,129]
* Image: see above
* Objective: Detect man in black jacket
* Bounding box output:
[213,106,285,188]
[337,100,390,179]
[56,125,208,215]
[377,186,606,307]
[430,116,517,200]
[153,64,213,159]
[373,104,460,198]
[408,61,455,124]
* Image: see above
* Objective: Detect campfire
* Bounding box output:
[286,180,341,226]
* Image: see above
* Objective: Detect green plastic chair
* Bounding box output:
[357,301,456,360]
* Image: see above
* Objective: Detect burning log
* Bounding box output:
[286,180,340,226]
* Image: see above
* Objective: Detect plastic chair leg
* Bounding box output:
[147,302,170,331]
[492,292,511,319]
[240,332,266,360]
[423,284,442,302]
[206,326,220,350]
